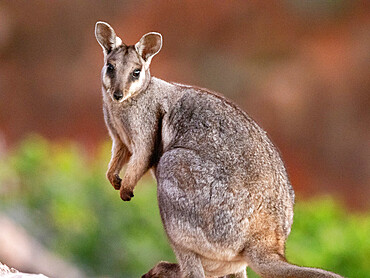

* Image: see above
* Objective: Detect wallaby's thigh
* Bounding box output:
[157,148,260,255]
[156,148,216,251]
[156,148,245,251]
[156,148,249,275]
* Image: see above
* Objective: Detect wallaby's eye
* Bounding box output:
[132,69,141,79]
[107,63,115,72]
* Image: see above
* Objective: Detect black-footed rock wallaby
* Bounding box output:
[95,21,344,278]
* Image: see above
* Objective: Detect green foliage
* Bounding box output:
[0,136,175,277]
[0,136,369,277]
[286,197,370,278]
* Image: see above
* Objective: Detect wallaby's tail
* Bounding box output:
[244,250,344,278]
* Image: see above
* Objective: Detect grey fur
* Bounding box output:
[95,22,344,278]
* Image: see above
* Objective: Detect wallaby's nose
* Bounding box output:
[113,91,123,101]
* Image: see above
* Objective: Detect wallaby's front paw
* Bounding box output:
[112,174,122,190]
[107,173,122,190]
[120,187,134,201]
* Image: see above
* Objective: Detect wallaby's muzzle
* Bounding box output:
[113,91,123,101]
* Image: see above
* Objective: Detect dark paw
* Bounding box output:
[141,267,160,278]
[120,187,134,201]
[142,262,180,278]
[112,174,122,190]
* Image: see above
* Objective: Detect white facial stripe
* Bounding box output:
[129,70,145,94]
[118,69,145,102]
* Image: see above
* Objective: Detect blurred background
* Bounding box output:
[0,1,369,277]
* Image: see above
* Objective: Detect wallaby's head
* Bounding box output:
[95,21,162,102]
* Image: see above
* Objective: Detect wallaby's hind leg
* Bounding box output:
[142,261,180,278]
[142,262,246,278]
[173,247,205,278]
[143,249,204,277]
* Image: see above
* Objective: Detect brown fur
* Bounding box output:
[95,22,344,278]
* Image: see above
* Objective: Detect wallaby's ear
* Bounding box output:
[95,21,122,54]
[135,32,162,63]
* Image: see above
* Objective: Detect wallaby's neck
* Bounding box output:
[146,76,184,114]
[147,76,175,95]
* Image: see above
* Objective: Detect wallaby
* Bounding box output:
[95,21,344,278]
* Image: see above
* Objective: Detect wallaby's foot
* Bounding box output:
[120,186,134,201]
[142,261,180,278]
